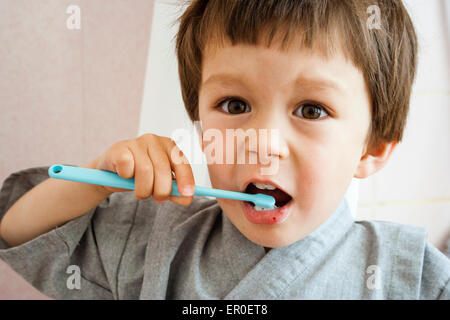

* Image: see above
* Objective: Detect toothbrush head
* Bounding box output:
[251,193,276,209]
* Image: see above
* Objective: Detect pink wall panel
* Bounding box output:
[0,0,154,183]
[0,0,154,299]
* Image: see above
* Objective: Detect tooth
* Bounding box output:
[253,182,265,189]
[252,182,277,190]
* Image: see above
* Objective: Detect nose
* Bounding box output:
[246,105,290,160]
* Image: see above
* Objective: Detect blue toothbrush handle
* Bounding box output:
[49,164,214,197]
[191,186,256,202]
[48,164,135,190]
[169,182,274,208]
[48,164,275,208]
[49,165,250,198]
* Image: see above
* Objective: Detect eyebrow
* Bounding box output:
[201,72,345,92]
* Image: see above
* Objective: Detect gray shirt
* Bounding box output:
[0,166,449,299]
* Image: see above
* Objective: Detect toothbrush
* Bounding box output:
[48,164,276,209]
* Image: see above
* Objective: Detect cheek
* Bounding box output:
[206,163,235,189]
[294,147,330,212]
[207,164,241,216]
[294,133,357,213]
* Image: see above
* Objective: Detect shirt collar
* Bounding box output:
[222,197,354,299]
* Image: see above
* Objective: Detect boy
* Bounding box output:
[0,0,449,299]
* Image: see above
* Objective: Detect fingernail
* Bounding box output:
[182,185,194,196]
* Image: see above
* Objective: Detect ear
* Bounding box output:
[354,140,398,178]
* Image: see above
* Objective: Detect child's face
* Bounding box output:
[198,40,372,248]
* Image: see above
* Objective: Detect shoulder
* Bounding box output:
[353,218,427,244]
[352,219,428,265]
[352,219,450,299]
[421,242,450,299]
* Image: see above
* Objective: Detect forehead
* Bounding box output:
[200,42,361,95]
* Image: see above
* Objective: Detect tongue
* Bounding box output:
[245,183,292,206]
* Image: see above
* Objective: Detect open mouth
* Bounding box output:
[241,181,293,224]
[244,182,293,209]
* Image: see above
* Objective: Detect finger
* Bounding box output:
[168,195,193,206]
[128,144,154,200]
[147,142,173,202]
[109,142,135,179]
[163,138,195,197]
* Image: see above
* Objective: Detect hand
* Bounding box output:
[89,133,195,206]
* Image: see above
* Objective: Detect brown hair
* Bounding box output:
[174,0,418,148]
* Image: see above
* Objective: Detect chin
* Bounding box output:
[222,204,306,248]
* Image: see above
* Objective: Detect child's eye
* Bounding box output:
[293,102,329,120]
[216,97,251,114]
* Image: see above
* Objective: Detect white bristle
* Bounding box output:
[253,205,279,211]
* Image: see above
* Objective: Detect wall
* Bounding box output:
[0,0,154,300]
[0,0,154,182]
